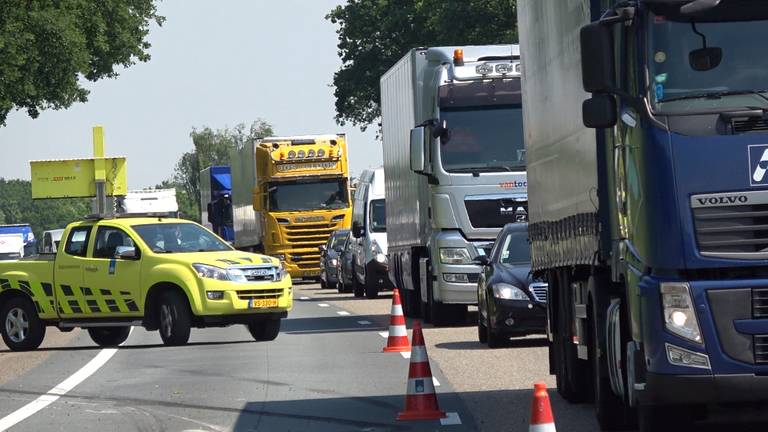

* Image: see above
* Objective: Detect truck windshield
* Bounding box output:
[369,199,386,233]
[268,179,349,212]
[648,13,768,112]
[439,105,525,173]
[133,223,233,253]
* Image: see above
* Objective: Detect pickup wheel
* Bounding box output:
[1,297,46,352]
[88,327,130,347]
[158,291,191,346]
[248,319,281,341]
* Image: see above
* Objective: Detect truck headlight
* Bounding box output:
[439,248,472,264]
[493,283,529,300]
[193,263,230,281]
[661,282,702,344]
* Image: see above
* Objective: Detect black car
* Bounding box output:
[336,231,355,294]
[476,223,547,347]
[319,229,350,290]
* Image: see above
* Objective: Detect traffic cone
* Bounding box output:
[397,321,447,421]
[383,288,410,353]
[529,381,556,431]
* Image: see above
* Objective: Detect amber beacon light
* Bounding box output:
[453,49,464,66]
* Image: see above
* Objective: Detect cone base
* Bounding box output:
[397,410,447,421]
[383,346,411,353]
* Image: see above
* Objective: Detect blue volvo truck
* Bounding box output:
[519,0,768,430]
[200,165,234,242]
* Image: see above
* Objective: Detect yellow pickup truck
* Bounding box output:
[0,217,292,351]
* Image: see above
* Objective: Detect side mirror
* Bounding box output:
[352,221,364,238]
[319,245,327,252]
[580,22,616,93]
[431,119,449,141]
[689,47,722,71]
[115,246,138,260]
[474,255,490,266]
[583,94,618,129]
[410,127,427,174]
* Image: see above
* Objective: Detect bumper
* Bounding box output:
[321,267,339,284]
[285,263,321,279]
[641,372,768,405]
[200,278,293,315]
[365,260,393,289]
[490,299,547,335]
[200,311,288,326]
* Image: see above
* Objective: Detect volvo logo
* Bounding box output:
[695,195,748,206]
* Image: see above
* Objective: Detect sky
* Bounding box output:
[0,0,381,189]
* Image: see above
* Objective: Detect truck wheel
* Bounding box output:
[553,272,591,402]
[248,319,281,341]
[158,291,191,346]
[88,327,130,347]
[1,297,46,352]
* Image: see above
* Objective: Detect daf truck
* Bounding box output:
[381,46,528,325]
[231,135,352,279]
[519,0,768,430]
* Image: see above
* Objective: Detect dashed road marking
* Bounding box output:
[0,327,133,431]
[299,296,310,300]
[317,303,330,307]
[336,311,351,316]
[378,331,389,339]
[433,377,440,386]
[357,320,372,325]
[440,412,462,426]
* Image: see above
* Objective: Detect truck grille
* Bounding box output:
[237,288,284,300]
[465,197,528,228]
[692,201,768,257]
[753,288,768,319]
[755,335,768,364]
[283,221,342,270]
[530,282,548,303]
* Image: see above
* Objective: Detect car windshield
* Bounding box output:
[498,229,531,265]
[132,223,232,253]
[648,12,768,112]
[369,199,386,233]
[268,179,350,211]
[439,105,525,173]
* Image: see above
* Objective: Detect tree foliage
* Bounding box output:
[0,0,164,125]
[0,179,91,240]
[327,0,518,130]
[172,120,274,222]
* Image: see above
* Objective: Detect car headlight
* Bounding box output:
[193,263,230,281]
[439,247,472,264]
[371,239,382,254]
[331,258,338,266]
[375,253,387,263]
[492,283,529,300]
[661,282,702,344]
[275,262,289,281]
[273,253,286,261]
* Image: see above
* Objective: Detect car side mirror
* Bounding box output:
[352,221,364,238]
[319,245,327,252]
[583,94,618,129]
[474,255,490,266]
[580,22,616,93]
[115,246,138,260]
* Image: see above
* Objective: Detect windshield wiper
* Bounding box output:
[450,166,518,173]
[660,90,768,105]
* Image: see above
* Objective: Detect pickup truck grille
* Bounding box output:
[236,266,279,282]
[530,282,548,303]
[465,197,528,228]
[237,288,284,300]
[692,193,768,258]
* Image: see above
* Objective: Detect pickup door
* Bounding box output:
[55,224,142,318]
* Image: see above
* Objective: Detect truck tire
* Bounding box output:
[88,327,130,347]
[158,291,191,346]
[248,319,281,341]
[553,271,591,402]
[1,297,46,352]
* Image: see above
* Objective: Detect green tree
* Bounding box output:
[327,0,518,130]
[172,120,274,221]
[0,0,164,126]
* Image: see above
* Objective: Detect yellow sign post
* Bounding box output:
[29,127,127,215]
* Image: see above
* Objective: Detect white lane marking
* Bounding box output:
[433,377,441,386]
[0,327,133,431]
[400,351,411,359]
[317,303,330,307]
[378,331,388,338]
[357,320,372,325]
[440,412,462,426]
[336,311,351,316]
[299,296,310,300]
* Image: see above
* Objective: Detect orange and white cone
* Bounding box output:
[397,321,447,421]
[383,288,410,353]
[529,381,556,431]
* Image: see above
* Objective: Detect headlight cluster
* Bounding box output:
[439,248,472,265]
[661,282,702,344]
[371,240,388,264]
[493,283,529,300]
[193,263,230,281]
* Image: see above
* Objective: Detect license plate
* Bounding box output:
[248,298,279,308]
[305,271,320,276]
